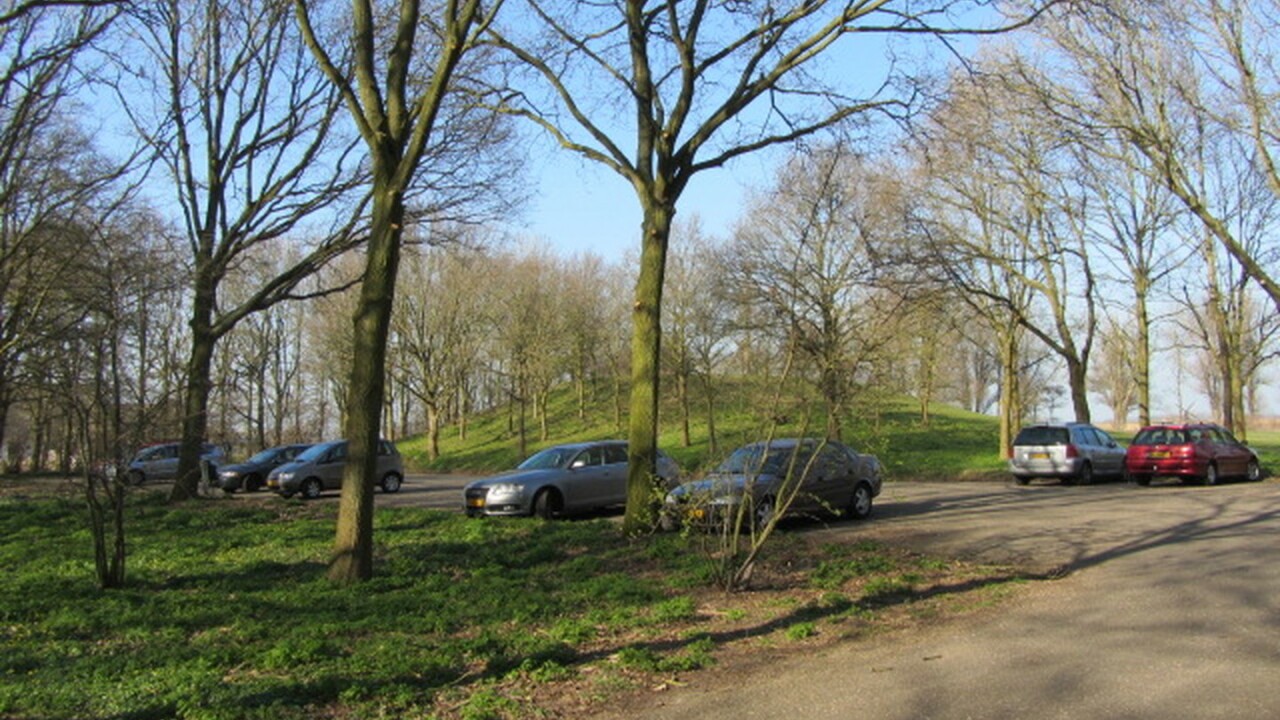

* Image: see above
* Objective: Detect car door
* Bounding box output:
[600,444,629,507]
[810,444,854,512]
[564,446,610,511]
[1211,427,1251,476]
[149,444,180,480]
[320,442,348,489]
[1090,427,1126,477]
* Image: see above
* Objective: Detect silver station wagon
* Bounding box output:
[463,440,681,519]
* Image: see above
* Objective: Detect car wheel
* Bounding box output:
[380,473,402,493]
[532,488,560,519]
[1013,475,1030,486]
[1074,462,1093,486]
[301,478,323,500]
[1203,463,1218,486]
[243,474,262,493]
[848,483,873,520]
[752,495,777,532]
[1246,459,1262,482]
[127,470,145,486]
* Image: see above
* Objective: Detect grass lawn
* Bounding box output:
[0,486,1026,719]
[399,381,1007,479]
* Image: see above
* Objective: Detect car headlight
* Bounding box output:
[219,470,239,479]
[487,483,525,497]
[277,472,294,482]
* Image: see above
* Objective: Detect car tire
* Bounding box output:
[532,488,560,519]
[243,474,262,493]
[301,478,323,500]
[380,473,402,493]
[1246,459,1263,482]
[752,495,777,533]
[1013,475,1030,486]
[1203,463,1218,486]
[127,470,145,486]
[848,483,874,520]
[1074,462,1093,486]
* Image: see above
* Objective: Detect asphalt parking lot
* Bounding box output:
[596,477,1280,720]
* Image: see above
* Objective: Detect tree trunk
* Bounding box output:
[1134,281,1151,428]
[998,328,1019,459]
[170,266,218,501]
[1066,357,1091,424]
[427,401,440,460]
[677,368,690,447]
[328,184,403,585]
[703,374,717,455]
[623,204,671,534]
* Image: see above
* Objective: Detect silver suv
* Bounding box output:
[267,439,403,499]
[1009,423,1125,485]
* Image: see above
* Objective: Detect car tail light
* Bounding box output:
[1065,444,1079,459]
[1175,445,1195,457]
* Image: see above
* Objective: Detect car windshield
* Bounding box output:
[246,448,283,464]
[1132,428,1189,446]
[517,446,578,470]
[1014,427,1069,446]
[134,446,166,461]
[296,442,339,462]
[715,445,803,475]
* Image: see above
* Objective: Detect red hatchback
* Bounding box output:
[1125,423,1262,486]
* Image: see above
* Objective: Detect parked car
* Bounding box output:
[127,442,227,485]
[267,439,403,499]
[216,444,312,493]
[1009,423,1126,486]
[463,440,682,519]
[1125,422,1262,486]
[662,438,882,531]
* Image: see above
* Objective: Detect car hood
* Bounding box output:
[668,473,778,499]
[268,460,306,477]
[465,468,562,489]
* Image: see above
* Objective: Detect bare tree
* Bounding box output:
[115,0,374,499]
[0,2,124,466]
[295,0,501,583]
[916,64,1099,424]
[489,0,1053,533]
[392,243,489,460]
[729,144,896,441]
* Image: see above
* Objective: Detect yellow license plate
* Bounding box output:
[1030,452,1050,460]
[1149,451,1170,459]
[467,497,485,508]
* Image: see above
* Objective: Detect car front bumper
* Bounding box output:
[463,488,530,517]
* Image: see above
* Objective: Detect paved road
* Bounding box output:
[592,479,1280,720]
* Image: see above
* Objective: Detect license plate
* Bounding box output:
[1029,452,1050,460]
[1149,451,1170,459]
[467,497,485,508]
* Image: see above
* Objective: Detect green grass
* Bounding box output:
[0,492,1022,719]
[399,377,1005,479]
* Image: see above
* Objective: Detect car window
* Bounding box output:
[1014,427,1069,446]
[518,447,575,470]
[1094,428,1116,446]
[817,445,848,475]
[1218,428,1240,445]
[1133,428,1186,446]
[604,445,628,464]
[579,447,606,466]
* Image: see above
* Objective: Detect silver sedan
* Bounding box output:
[463,440,681,519]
